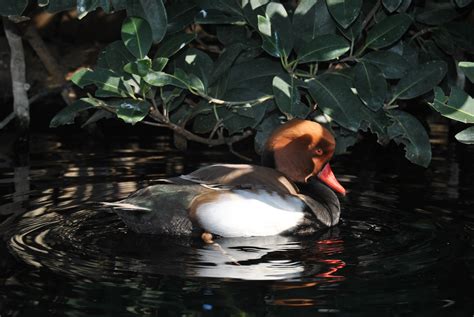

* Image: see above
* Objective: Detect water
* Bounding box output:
[0,124,473,316]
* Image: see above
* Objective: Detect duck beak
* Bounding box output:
[317,164,346,196]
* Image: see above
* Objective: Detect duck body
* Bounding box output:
[105,119,346,238]
[107,164,341,237]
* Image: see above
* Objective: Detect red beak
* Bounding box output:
[317,164,346,195]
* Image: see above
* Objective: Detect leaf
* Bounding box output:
[333,128,358,154]
[359,51,409,79]
[152,57,168,71]
[210,43,246,85]
[360,107,391,144]
[250,0,269,9]
[293,0,337,47]
[416,5,459,26]
[49,99,97,128]
[81,109,115,128]
[155,33,196,58]
[307,74,364,131]
[177,48,213,91]
[0,0,28,15]
[110,99,150,125]
[216,25,248,45]
[166,1,199,34]
[455,127,474,144]
[365,14,412,49]
[459,62,474,83]
[76,0,111,18]
[431,87,474,123]
[254,113,282,154]
[121,16,153,59]
[272,76,309,119]
[392,61,447,100]
[123,58,152,77]
[339,12,363,41]
[296,34,349,63]
[126,0,167,43]
[326,0,362,28]
[257,2,293,58]
[354,62,387,111]
[454,0,472,8]
[71,68,128,96]
[387,110,431,167]
[382,0,403,13]
[45,0,76,12]
[227,58,285,93]
[444,22,474,52]
[143,71,188,89]
[99,41,135,75]
[195,9,246,24]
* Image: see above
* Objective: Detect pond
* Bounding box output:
[0,121,473,316]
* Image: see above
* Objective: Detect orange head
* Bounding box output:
[263,119,345,195]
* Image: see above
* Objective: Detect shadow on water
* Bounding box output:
[0,118,473,316]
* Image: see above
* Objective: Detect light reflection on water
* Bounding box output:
[0,120,473,316]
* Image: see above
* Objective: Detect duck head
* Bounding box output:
[262,119,346,195]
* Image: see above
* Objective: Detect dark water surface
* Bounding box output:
[0,124,473,316]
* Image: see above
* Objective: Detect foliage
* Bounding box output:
[2,0,474,166]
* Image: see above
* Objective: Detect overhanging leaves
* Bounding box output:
[326,0,362,29]
[49,98,98,128]
[387,110,431,167]
[296,34,349,63]
[455,127,474,144]
[272,75,309,119]
[431,87,474,123]
[121,16,153,59]
[365,14,412,49]
[354,62,387,111]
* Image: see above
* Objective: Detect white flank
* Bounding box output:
[195,190,305,237]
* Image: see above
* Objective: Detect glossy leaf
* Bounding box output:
[459,62,474,83]
[254,114,282,154]
[0,0,28,15]
[210,43,246,86]
[71,68,128,96]
[307,74,364,131]
[365,14,412,49]
[216,25,248,45]
[387,110,431,167]
[359,51,409,79]
[123,59,152,77]
[293,0,337,47]
[81,109,115,127]
[50,98,97,128]
[126,0,167,43]
[354,62,387,111]
[144,71,188,89]
[273,76,309,119]
[392,61,447,100]
[326,0,362,28]
[416,5,459,26]
[111,99,150,125]
[166,1,199,33]
[455,127,474,144]
[250,0,269,9]
[177,48,214,91]
[360,108,391,144]
[99,41,136,75]
[339,12,363,41]
[121,17,153,59]
[382,0,403,12]
[454,0,472,8]
[257,2,293,58]
[76,0,111,18]
[227,58,284,93]
[431,87,474,123]
[155,33,196,58]
[297,34,349,63]
[195,9,246,24]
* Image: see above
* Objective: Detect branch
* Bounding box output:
[0,112,15,129]
[147,108,253,147]
[3,17,29,130]
[199,93,274,106]
[361,0,381,31]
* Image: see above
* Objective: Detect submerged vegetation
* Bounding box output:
[1,0,474,166]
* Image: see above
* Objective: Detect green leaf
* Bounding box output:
[166,1,199,34]
[416,5,459,26]
[459,62,474,83]
[110,99,150,125]
[444,22,474,52]
[81,109,115,128]
[71,68,128,96]
[254,113,282,154]
[216,25,248,45]
[45,0,76,12]
[333,128,358,154]
[339,12,363,41]
[121,16,153,59]
[359,51,409,79]
[455,127,474,144]
[195,9,246,24]
[177,48,213,91]
[272,76,309,119]
[155,33,196,58]
[293,0,337,47]
[126,0,167,43]
[227,58,285,93]
[257,2,293,58]
[392,61,447,100]
[296,34,349,63]
[49,98,98,128]
[387,110,431,167]
[307,74,364,131]
[152,57,168,71]
[250,0,269,9]
[210,43,246,86]
[98,41,136,75]
[326,0,362,28]
[454,0,472,8]
[431,87,474,123]
[382,0,403,13]
[123,58,152,77]
[365,14,412,49]
[0,0,28,15]
[360,107,391,144]
[354,62,387,111]
[76,0,111,18]
[144,71,188,89]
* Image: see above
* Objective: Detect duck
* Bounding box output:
[103,119,346,241]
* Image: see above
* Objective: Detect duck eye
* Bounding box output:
[315,148,324,156]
